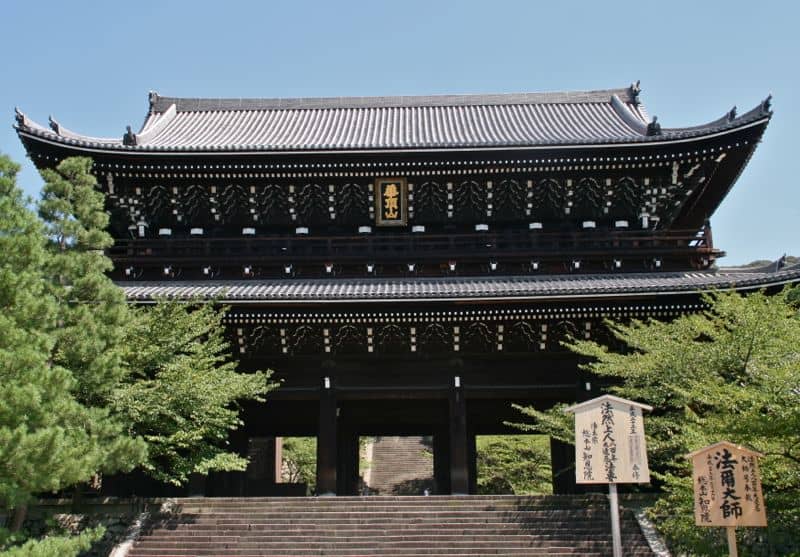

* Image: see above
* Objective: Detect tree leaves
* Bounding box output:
[513,288,800,555]
[112,300,278,485]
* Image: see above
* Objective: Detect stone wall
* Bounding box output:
[21,498,164,557]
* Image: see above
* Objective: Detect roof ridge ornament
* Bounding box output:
[14,107,26,127]
[646,116,661,136]
[123,125,138,146]
[727,106,737,122]
[630,80,641,105]
[48,115,61,134]
[761,94,772,115]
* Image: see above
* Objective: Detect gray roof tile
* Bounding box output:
[15,87,772,153]
[118,266,800,303]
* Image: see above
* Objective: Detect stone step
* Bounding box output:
[138,526,631,537]
[128,547,653,557]
[168,495,610,506]
[128,495,656,557]
[135,534,618,543]
[154,511,615,520]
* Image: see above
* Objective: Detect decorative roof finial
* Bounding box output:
[646,116,661,136]
[148,91,158,106]
[761,94,773,114]
[630,80,641,105]
[14,107,25,126]
[727,106,737,122]
[123,125,138,146]
[48,115,61,134]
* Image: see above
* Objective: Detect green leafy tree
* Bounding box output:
[0,155,125,555]
[281,437,317,494]
[1,527,102,557]
[513,289,800,555]
[36,157,276,487]
[1,154,273,554]
[111,301,278,485]
[476,435,552,495]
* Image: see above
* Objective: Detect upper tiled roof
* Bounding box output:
[118,264,800,304]
[14,86,772,153]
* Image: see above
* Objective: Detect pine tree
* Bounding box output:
[0,154,141,555]
[38,157,130,405]
[38,156,276,488]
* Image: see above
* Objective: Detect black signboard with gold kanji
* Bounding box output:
[375,177,407,226]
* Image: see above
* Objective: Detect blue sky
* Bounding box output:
[2,0,797,264]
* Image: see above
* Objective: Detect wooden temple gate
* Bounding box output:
[16,84,798,496]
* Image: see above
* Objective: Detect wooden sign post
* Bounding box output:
[686,441,767,557]
[565,395,652,557]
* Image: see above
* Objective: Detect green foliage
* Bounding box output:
[1,154,275,552]
[38,157,129,405]
[513,288,800,555]
[0,526,103,557]
[476,435,552,495]
[32,156,275,487]
[0,155,139,508]
[112,300,278,485]
[281,437,316,494]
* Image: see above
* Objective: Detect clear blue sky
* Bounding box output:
[2,0,797,265]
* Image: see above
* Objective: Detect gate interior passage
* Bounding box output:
[231,352,581,496]
[14,84,795,498]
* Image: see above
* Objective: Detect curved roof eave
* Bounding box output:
[15,115,771,158]
[14,89,772,156]
[117,264,800,305]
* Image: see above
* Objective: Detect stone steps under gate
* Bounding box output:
[125,495,657,557]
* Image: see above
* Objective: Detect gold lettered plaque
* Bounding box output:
[687,441,767,527]
[374,177,407,226]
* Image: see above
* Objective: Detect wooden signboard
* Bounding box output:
[687,441,767,528]
[565,394,652,485]
[374,177,407,226]
[565,394,653,557]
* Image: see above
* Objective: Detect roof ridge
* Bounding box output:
[149,87,636,113]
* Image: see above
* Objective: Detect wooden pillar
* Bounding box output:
[337,427,360,496]
[467,433,478,495]
[432,427,450,495]
[550,437,576,494]
[187,473,206,497]
[449,378,469,495]
[316,376,337,496]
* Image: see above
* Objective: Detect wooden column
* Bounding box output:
[337,427,360,496]
[432,427,450,495]
[468,433,478,495]
[448,377,469,495]
[187,473,206,497]
[550,437,577,494]
[316,376,337,496]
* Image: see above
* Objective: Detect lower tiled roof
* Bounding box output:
[118,265,800,303]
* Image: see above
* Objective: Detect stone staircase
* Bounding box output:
[365,436,434,495]
[126,495,656,556]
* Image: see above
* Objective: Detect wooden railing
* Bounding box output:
[108,228,715,264]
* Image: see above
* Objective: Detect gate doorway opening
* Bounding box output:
[360,436,435,495]
[278,436,316,496]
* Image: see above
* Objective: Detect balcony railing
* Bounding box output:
[109,228,715,265]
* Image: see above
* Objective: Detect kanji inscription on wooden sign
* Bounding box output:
[687,441,767,527]
[565,395,652,484]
